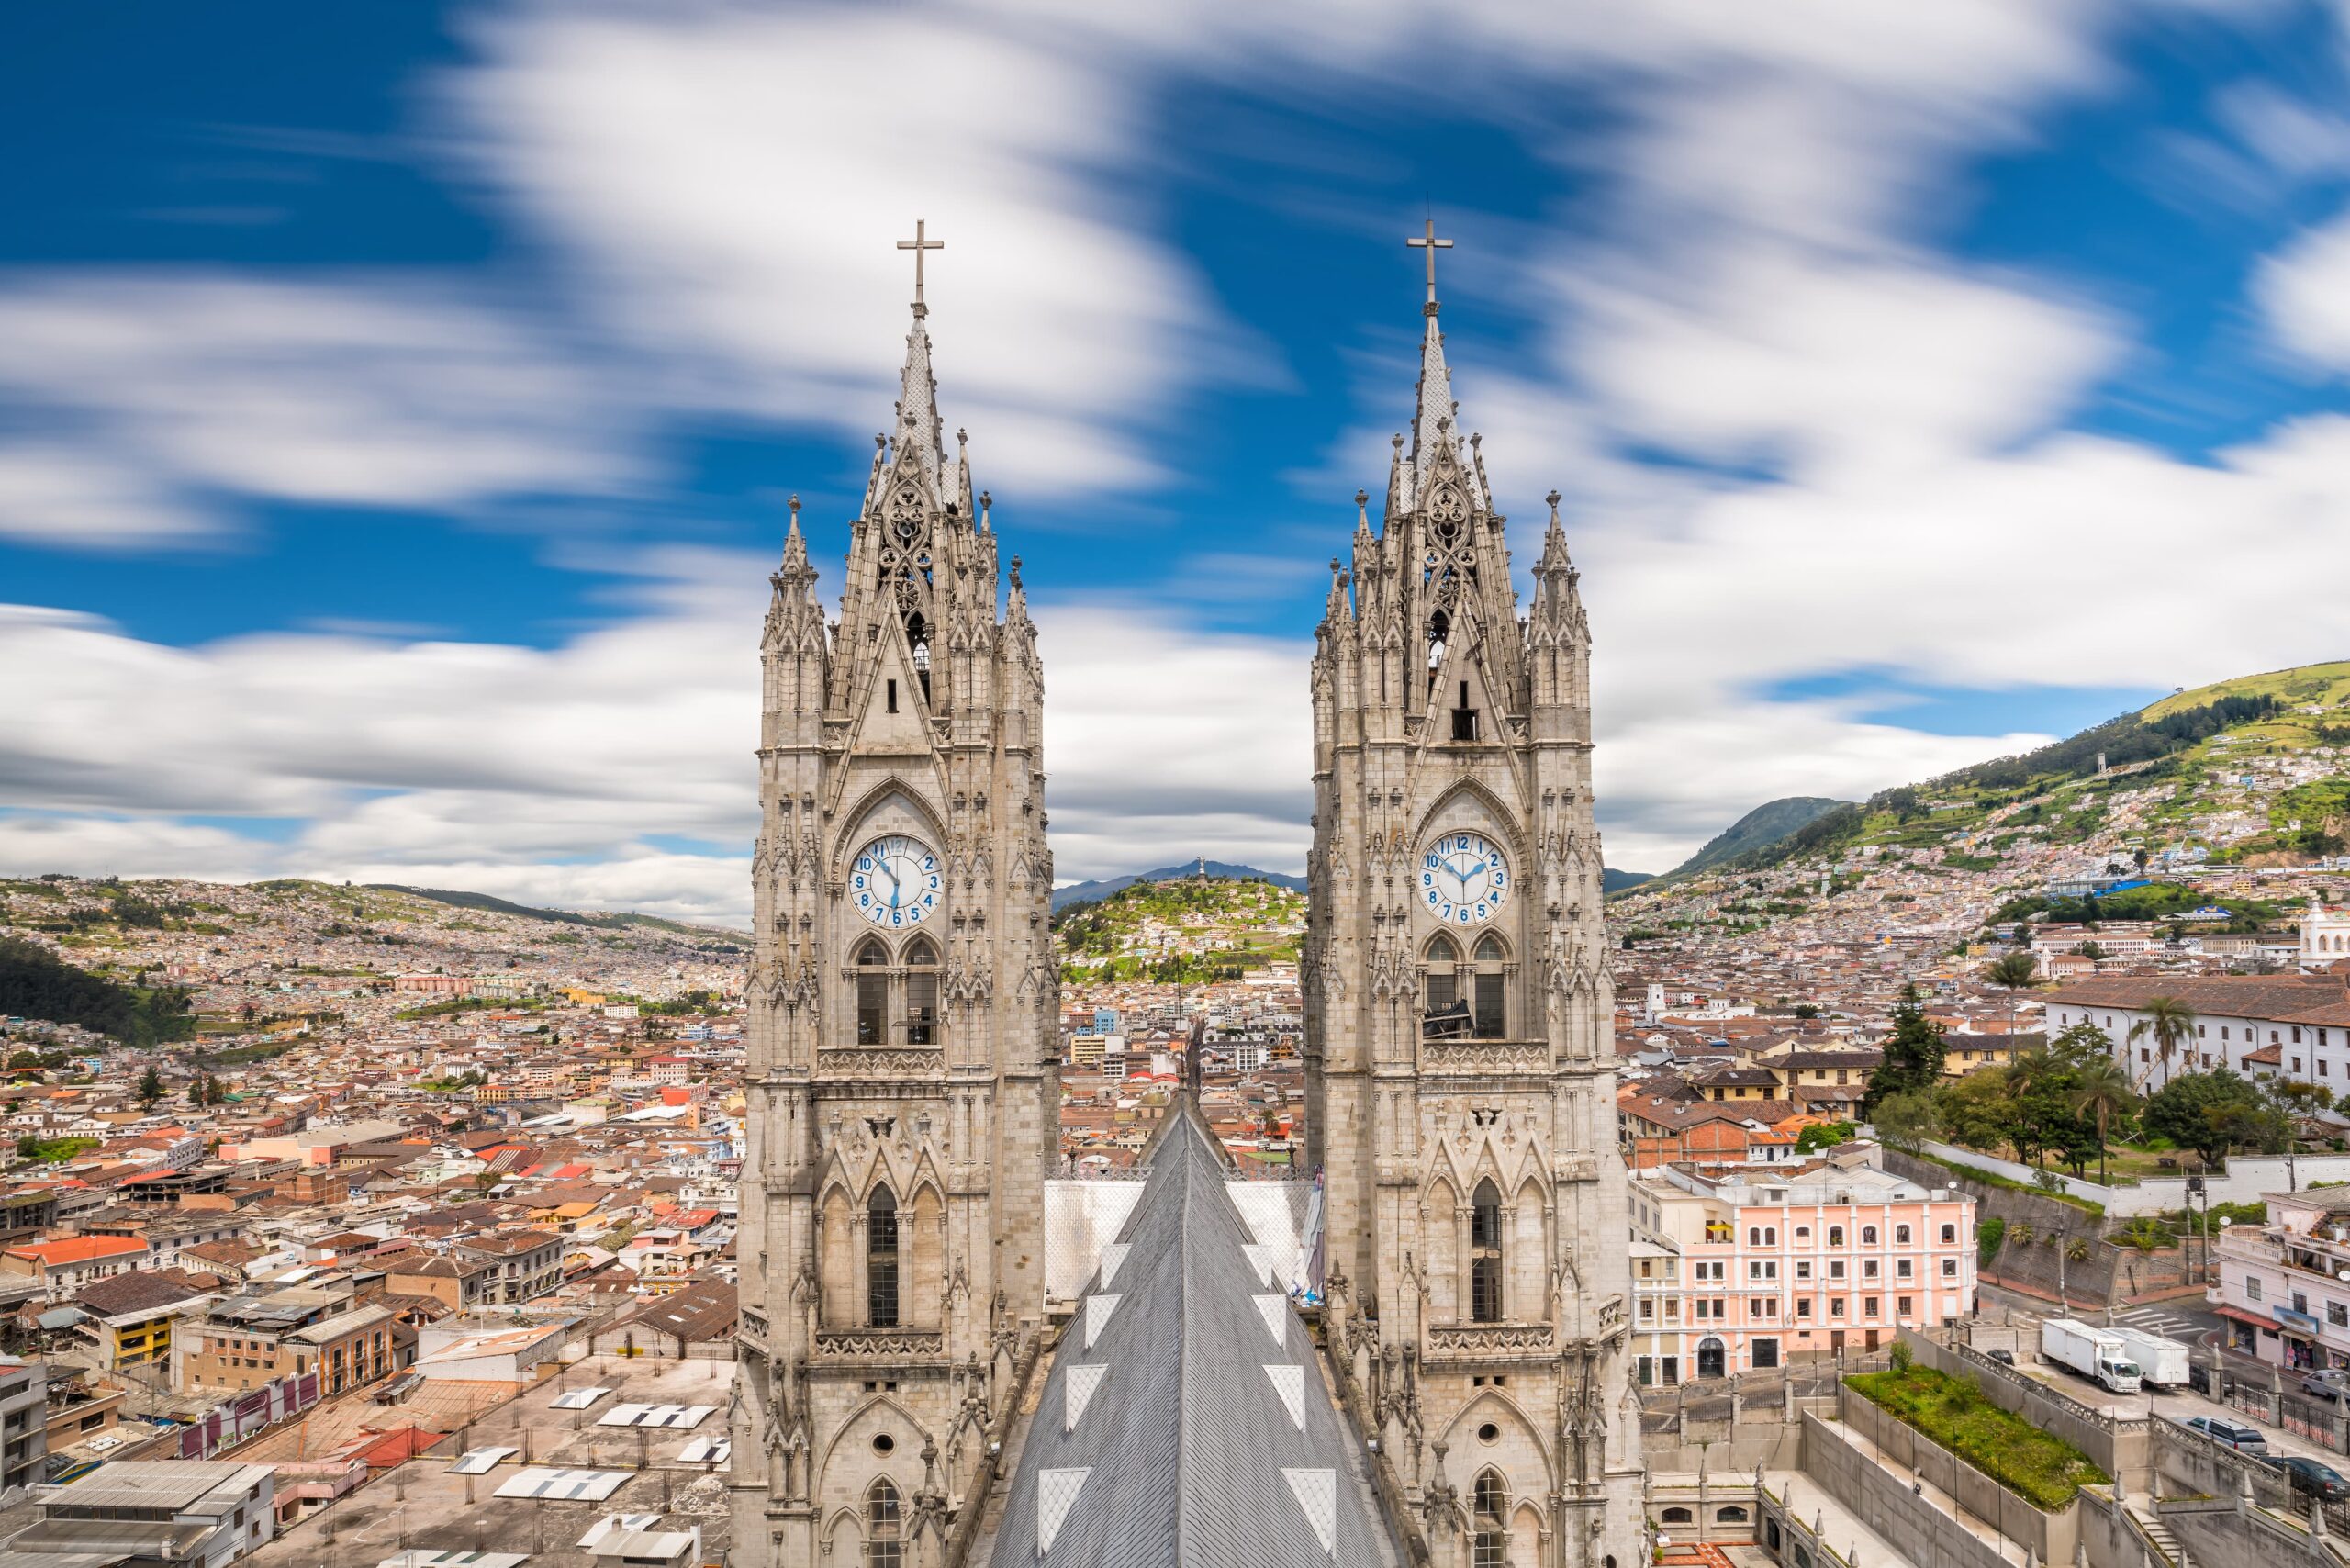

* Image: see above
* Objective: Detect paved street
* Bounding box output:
[1970,1282,2350,1473]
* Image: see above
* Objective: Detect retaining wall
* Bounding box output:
[2160,1496,2349,1568]
[1802,1409,2053,1568]
[2151,1414,2294,1512]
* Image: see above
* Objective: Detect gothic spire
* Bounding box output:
[1408,304,1457,487]
[896,305,947,498]
[765,496,826,655]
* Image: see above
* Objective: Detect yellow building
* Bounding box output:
[68,1272,213,1372]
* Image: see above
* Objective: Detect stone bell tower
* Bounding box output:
[1304,224,1644,1568]
[732,228,1058,1568]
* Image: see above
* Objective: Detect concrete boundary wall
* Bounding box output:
[1915,1140,2350,1215]
[1802,1410,2054,1568]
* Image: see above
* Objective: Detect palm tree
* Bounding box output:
[2127,997,2198,1090]
[2068,1056,2136,1185]
[1983,951,2041,1039]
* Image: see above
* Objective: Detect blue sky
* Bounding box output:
[6,0,2350,924]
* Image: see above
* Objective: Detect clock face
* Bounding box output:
[1422,831,1510,925]
[851,834,942,928]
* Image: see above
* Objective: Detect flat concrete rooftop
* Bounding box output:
[240,1352,735,1568]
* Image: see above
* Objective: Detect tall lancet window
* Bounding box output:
[904,936,940,1047]
[1427,609,1449,699]
[1422,934,1463,1039]
[856,940,889,1046]
[1470,1179,1504,1322]
[1472,934,1507,1038]
[866,1479,904,1567]
[867,1185,900,1327]
[907,612,932,704]
[1472,1471,1507,1568]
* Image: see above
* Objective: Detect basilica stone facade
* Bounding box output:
[1303,264,1646,1568]
[730,286,1058,1567]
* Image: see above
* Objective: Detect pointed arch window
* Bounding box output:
[867,1186,900,1328]
[1472,1470,1507,1568]
[866,1478,903,1567]
[1422,934,1466,1039]
[850,935,946,1051]
[1471,1179,1504,1323]
[1471,934,1506,1039]
[906,612,932,705]
[856,940,890,1046]
[904,936,940,1047]
[1427,609,1450,699]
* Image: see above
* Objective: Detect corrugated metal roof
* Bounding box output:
[992,1103,1395,1566]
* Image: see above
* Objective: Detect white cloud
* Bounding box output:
[2259,216,2350,371]
[0,561,1315,922]
[0,447,209,548]
[1564,251,2119,477]
[1035,605,1313,880]
[6,0,2341,895]
[444,7,1235,497]
[0,274,643,547]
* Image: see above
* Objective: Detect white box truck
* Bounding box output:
[2042,1317,2143,1394]
[2103,1325,2190,1389]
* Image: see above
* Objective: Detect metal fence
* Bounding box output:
[2188,1357,2350,1453]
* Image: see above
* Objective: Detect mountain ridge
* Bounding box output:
[1660,796,1850,883]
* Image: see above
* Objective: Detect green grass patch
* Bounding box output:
[1846,1365,2109,1508]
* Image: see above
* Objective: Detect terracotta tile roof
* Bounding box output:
[2046,975,2350,1026]
[6,1236,147,1267]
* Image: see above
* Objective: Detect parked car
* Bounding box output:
[2182,1416,2270,1455]
[2277,1456,2350,1503]
[2304,1369,2350,1403]
[1987,1349,2016,1367]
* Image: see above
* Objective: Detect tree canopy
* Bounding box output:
[0,938,194,1047]
[2143,1070,2289,1167]
[1863,985,1944,1115]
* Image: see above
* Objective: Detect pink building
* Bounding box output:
[1628,1159,1977,1383]
[2212,1186,2350,1371]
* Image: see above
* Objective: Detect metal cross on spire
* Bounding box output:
[1406,218,1452,308]
[897,218,945,312]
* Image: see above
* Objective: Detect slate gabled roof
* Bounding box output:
[993,1103,1393,1565]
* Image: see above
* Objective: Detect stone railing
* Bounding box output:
[814,1327,946,1360]
[813,1047,946,1078]
[1420,1040,1552,1074]
[1425,1321,1557,1361]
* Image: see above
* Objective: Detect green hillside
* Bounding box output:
[0,936,195,1047]
[367,884,751,946]
[1054,874,1304,984]
[1694,669,2350,878]
[1606,660,2350,950]
[1662,797,1850,882]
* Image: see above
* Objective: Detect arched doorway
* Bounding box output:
[1696,1337,1727,1380]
